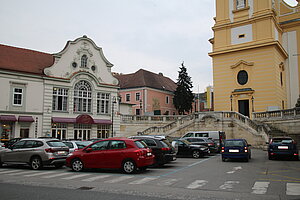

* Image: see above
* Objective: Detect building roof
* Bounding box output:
[0,44,54,75]
[114,69,177,92]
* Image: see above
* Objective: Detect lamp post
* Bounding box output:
[251,96,254,112]
[111,96,117,137]
[230,95,233,111]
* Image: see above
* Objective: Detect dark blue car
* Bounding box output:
[267,137,298,160]
[221,139,251,162]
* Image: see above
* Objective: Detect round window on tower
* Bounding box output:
[237,70,248,85]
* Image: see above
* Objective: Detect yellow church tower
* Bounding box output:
[209,0,300,117]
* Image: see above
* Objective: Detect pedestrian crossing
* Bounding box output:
[0,168,300,196]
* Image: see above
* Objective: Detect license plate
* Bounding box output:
[57,151,67,155]
[229,149,239,153]
[278,146,288,149]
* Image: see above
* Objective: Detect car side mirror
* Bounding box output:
[85,148,93,153]
[248,144,251,147]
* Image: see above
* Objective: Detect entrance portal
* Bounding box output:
[238,100,250,117]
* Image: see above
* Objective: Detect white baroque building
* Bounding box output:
[0,36,120,141]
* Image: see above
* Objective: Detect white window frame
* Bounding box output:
[73,80,92,113]
[52,87,68,111]
[135,92,140,101]
[126,94,131,102]
[13,87,23,106]
[97,92,110,114]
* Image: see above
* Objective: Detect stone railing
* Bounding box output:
[121,114,182,123]
[253,108,300,120]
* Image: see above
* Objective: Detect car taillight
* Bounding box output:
[208,143,214,146]
[45,148,55,153]
[221,147,224,153]
[244,147,248,153]
[161,147,171,151]
[294,153,299,156]
[134,149,144,156]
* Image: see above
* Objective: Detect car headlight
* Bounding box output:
[200,148,206,151]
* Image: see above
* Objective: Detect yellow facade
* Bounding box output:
[209,0,300,117]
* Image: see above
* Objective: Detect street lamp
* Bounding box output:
[251,96,254,112]
[230,95,233,111]
[111,96,117,137]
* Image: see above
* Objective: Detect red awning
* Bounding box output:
[94,119,112,125]
[18,116,34,122]
[52,116,112,125]
[52,117,76,123]
[0,115,17,122]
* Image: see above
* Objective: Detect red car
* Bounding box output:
[66,137,155,174]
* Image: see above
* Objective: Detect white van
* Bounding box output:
[181,131,226,152]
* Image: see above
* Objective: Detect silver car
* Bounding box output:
[0,138,69,169]
[62,140,92,153]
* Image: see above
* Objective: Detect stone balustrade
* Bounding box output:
[253,108,300,120]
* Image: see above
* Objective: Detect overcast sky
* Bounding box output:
[0,0,298,92]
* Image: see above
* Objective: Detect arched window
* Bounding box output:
[73,80,92,112]
[81,55,88,68]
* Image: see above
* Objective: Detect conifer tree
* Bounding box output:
[173,62,194,114]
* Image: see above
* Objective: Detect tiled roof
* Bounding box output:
[114,69,177,92]
[0,44,54,75]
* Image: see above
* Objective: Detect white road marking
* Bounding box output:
[24,171,55,177]
[7,171,37,176]
[129,177,158,184]
[105,176,134,183]
[157,178,178,186]
[251,182,270,194]
[0,170,22,175]
[286,183,300,195]
[186,180,208,189]
[227,166,242,174]
[42,172,70,178]
[82,175,111,182]
[219,181,240,190]
[61,174,91,180]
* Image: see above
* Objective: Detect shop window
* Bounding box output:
[74,124,91,140]
[52,123,67,140]
[1,123,12,140]
[20,128,29,138]
[97,124,111,138]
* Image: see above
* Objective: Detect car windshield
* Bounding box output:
[47,141,67,147]
[63,142,74,148]
[134,140,148,148]
[224,140,244,147]
[272,138,293,144]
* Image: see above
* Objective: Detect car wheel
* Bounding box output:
[192,150,200,159]
[30,157,43,170]
[122,159,136,174]
[71,159,84,172]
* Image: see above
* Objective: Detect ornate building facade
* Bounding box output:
[0,36,120,141]
[209,0,300,117]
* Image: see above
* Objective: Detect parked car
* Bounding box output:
[221,139,251,162]
[183,137,218,153]
[4,138,23,149]
[63,140,93,153]
[129,135,177,166]
[174,139,210,158]
[181,131,226,152]
[267,137,299,160]
[0,138,69,169]
[66,137,155,174]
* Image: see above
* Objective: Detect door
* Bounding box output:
[2,140,26,162]
[83,140,110,168]
[238,100,250,117]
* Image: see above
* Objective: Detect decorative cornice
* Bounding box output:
[231,60,254,69]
